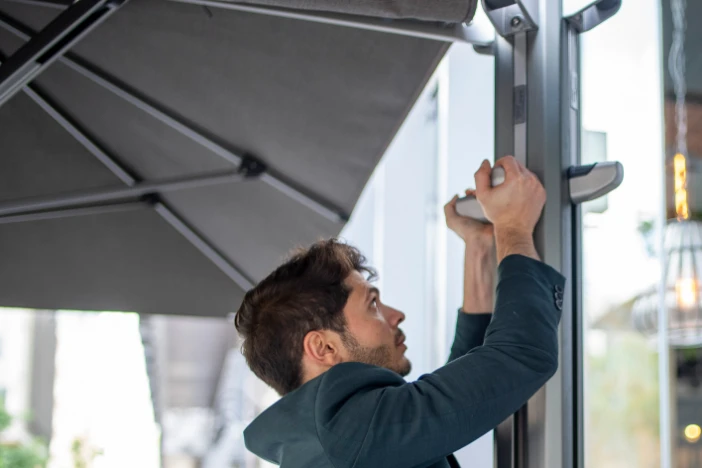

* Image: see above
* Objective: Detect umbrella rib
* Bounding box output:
[22,85,136,184]
[0,12,350,223]
[0,171,248,217]
[0,0,69,9]
[0,0,126,108]
[165,0,494,46]
[2,68,256,290]
[154,203,255,290]
[0,202,147,225]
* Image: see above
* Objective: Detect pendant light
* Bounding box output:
[632,0,702,347]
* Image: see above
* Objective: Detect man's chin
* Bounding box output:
[396,357,412,377]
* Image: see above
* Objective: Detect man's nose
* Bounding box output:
[384,305,405,327]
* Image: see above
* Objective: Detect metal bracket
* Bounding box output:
[481,1,537,170]
[565,0,622,33]
[0,0,126,108]
[481,0,539,37]
[238,155,267,178]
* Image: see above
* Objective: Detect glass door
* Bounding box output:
[576,1,667,467]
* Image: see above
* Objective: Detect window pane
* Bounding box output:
[579,1,665,467]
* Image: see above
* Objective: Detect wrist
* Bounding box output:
[494,226,539,262]
[464,241,494,257]
[494,225,532,239]
[462,245,495,314]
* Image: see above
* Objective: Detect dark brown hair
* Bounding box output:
[234,238,376,395]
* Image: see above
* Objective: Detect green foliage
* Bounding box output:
[0,440,48,468]
[636,219,656,257]
[0,399,48,468]
[0,409,10,434]
[71,437,102,468]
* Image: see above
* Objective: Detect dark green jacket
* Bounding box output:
[244,255,565,467]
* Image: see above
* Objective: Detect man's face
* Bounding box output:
[339,270,411,376]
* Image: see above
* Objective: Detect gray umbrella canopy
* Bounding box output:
[0,0,477,317]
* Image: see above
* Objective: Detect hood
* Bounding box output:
[243,376,328,467]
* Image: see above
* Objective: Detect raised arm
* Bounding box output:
[444,188,496,362]
[317,255,563,468]
[316,156,559,468]
[446,245,496,361]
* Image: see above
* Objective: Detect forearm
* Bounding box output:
[462,244,495,313]
[495,227,539,263]
[346,256,565,468]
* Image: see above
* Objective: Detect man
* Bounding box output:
[236,156,565,467]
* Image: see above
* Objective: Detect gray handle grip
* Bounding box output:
[454,162,624,223]
[454,167,505,222]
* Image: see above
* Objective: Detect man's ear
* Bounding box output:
[302,330,342,366]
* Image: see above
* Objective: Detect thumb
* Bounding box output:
[444,194,459,217]
[474,160,492,196]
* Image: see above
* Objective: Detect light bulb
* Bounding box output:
[685,424,701,443]
[674,153,690,221]
[676,278,698,309]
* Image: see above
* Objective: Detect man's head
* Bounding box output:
[235,239,410,395]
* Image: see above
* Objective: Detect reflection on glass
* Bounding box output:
[579,0,664,467]
[587,0,702,466]
[676,278,697,310]
[684,424,701,443]
[661,0,702,465]
[674,153,690,221]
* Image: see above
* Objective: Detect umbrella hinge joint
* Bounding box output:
[140,194,161,206]
[239,155,267,178]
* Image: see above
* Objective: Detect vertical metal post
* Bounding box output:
[658,0,674,465]
[493,29,517,468]
[485,2,541,466]
[512,25,530,468]
[563,19,582,468]
[513,31,528,166]
[489,0,570,467]
[524,1,568,468]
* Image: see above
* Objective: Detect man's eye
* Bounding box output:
[370,298,378,307]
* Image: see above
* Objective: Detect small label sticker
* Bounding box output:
[514,85,527,124]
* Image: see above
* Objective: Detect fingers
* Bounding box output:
[524,166,539,182]
[494,155,523,178]
[474,159,492,195]
[443,194,459,217]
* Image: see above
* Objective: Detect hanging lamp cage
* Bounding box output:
[632,0,700,347]
[633,220,702,347]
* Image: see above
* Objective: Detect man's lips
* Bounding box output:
[395,333,406,347]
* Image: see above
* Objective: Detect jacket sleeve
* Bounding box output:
[447,312,493,363]
[315,255,565,468]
